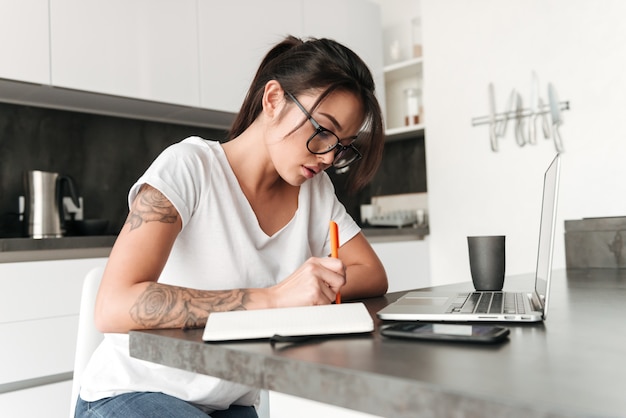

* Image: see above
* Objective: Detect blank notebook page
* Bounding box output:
[202,302,374,341]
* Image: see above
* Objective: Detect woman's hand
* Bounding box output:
[267,257,346,308]
[265,231,389,308]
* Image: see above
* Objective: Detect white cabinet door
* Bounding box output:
[0,0,50,84]
[0,258,108,384]
[0,317,78,384]
[49,0,200,107]
[301,0,384,102]
[0,258,107,323]
[198,0,303,113]
[0,380,72,418]
[269,391,382,418]
[371,239,430,292]
[0,257,107,418]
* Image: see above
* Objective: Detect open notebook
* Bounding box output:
[202,302,374,342]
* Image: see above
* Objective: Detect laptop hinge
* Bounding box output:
[529,291,543,312]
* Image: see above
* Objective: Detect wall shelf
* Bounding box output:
[384,57,423,81]
[383,56,423,132]
[385,124,425,142]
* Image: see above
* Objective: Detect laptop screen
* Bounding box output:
[534,154,561,311]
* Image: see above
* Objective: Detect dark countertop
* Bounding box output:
[362,225,428,243]
[129,269,626,418]
[0,236,116,262]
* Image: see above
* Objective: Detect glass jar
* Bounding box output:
[411,17,423,58]
[404,88,420,126]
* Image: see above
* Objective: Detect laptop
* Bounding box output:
[377,154,561,323]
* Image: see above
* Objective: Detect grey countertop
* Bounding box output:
[0,236,116,262]
[129,269,626,417]
[362,225,428,243]
[0,227,426,263]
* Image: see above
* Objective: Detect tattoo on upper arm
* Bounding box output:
[126,185,178,231]
[130,283,248,329]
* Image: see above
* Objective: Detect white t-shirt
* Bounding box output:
[79,137,360,411]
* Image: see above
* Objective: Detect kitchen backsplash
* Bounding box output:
[0,102,427,237]
[0,102,226,237]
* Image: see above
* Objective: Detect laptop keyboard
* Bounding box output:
[449,292,526,315]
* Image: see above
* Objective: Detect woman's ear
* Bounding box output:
[262,80,286,119]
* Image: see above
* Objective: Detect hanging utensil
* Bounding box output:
[514,92,527,146]
[488,83,498,152]
[528,72,540,145]
[538,96,551,139]
[496,89,516,138]
[532,72,551,140]
[548,83,565,153]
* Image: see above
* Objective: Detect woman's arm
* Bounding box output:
[335,232,388,300]
[94,184,347,333]
[94,184,259,333]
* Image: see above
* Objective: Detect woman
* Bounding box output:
[76,35,387,417]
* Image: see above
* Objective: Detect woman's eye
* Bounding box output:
[316,129,334,141]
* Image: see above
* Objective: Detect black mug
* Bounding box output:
[467,235,506,291]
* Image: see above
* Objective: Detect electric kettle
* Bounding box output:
[23,170,81,238]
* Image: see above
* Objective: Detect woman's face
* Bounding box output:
[268,89,364,187]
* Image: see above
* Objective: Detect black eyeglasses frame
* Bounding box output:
[285,91,362,169]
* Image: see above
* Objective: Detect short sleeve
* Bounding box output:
[128,137,210,229]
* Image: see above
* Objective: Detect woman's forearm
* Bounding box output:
[342,263,388,300]
[96,281,271,333]
[129,282,250,329]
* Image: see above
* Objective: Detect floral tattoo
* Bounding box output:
[130,283,249,329]
[126,185,178,231]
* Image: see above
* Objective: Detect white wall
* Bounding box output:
[373,0,419,24]
[422,0,626,285]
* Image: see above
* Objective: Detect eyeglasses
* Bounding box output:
[286,92,362,169]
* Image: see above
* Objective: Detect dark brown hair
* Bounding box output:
[228,35,384,192]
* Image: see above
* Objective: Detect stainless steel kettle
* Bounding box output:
[23,170,81,238]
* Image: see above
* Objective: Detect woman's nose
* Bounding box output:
[318,151,335,167]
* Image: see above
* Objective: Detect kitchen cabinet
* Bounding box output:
[0,0,50,84]
[0,257,107,418]
[1,0,384,127]
[198,0,303,113]
[198,0,383,115]
[301,0,385,108]
[301,0,383,69]
[269,391,381,418]
[49,0,200,107]
[371,238,430,292]
[0,380,72,418]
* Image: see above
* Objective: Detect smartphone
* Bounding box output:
[381,322,510,344]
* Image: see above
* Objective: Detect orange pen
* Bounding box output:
[330,220,341,304]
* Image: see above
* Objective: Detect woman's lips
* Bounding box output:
[302,165,319,179]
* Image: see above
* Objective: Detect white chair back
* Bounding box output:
[69,266,104,418]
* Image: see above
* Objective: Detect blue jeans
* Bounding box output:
[75,393,258,418]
